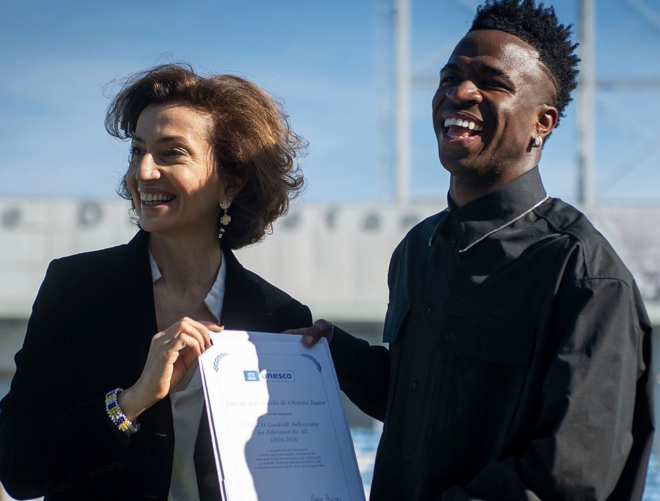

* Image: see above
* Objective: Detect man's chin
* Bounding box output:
[438,153,483,175]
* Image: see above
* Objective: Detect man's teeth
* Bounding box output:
[140,193,175,203]
[444,117,483,132]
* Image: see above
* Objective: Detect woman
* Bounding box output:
[0,64,312,501]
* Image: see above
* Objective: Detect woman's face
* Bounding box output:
[125,102,224,239]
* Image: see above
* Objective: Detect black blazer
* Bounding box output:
[0,230,312,501]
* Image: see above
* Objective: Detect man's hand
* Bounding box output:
[284,319,333,347]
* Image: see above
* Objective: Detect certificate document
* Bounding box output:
[199,330,366,501]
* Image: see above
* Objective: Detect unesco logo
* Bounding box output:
[243,370,295,382]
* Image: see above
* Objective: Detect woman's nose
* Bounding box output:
[136,154,160,181]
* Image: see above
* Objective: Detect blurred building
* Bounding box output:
[1,198,659,430]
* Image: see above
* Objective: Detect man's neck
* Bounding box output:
[448,164,537,208]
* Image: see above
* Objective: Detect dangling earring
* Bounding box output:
[532,136,543,148]
[219,200,231,239]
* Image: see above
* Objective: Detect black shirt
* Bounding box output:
[331,167,654,501]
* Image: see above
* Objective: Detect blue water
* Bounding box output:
[350,428,660,500]
[644,450,660,500]
[1,426,659,500]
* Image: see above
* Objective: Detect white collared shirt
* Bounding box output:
[148,249,227,501]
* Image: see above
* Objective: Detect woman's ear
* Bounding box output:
[217,171,242,206]
[223,177,247,205]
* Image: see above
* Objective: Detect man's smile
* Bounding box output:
[444,116,484,138]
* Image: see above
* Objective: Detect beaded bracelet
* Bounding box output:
[105,388,140,435]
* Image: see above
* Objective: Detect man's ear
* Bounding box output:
[536,105,559,139]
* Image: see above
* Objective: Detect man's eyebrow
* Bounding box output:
[440,62,509,78]
[483,66,507,77]
[440,63,459,73]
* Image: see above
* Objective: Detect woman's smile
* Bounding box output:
[139,191,177,205]
[126,102,223,237]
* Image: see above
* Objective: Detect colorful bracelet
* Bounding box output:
[105,388,140,435]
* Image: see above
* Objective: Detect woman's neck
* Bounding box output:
[148,232,222,292]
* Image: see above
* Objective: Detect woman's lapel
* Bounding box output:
[123,230,173,436]
[220,247,267,331]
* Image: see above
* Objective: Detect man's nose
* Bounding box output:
[447,80,482,104]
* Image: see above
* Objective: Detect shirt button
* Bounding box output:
[404,454,410,463]
[412,381,418,390]
[450,239,457,248]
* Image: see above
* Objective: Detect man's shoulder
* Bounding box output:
[536,198,633,283]
[398,209,449,248]
[386,210,449,277]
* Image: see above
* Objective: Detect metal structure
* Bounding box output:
[393,0,411,205]
[392,0,660,206]
[577,0,596,206]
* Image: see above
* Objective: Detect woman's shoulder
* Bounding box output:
[51,250,124,277]
[243,264,309,312]
[246,268,312,330]
[44,231,148,290]
[53,243,128,268]
[223,248,290,300]
[224,249,312,329]
[242,266,301,303]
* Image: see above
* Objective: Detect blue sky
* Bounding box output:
[1,0,658,205]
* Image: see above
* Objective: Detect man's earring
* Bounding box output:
[219,200,231,239]
[532,136,543,148]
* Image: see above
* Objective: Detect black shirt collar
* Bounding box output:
[430,167,548,249]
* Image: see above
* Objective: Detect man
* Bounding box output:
[297,0,655,499]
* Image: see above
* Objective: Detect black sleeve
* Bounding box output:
[329,326,391,421]
[440,277,654,501]
[0,260,150,499]
[327,242,409,422]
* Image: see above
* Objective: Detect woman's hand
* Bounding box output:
[118,317,223,420]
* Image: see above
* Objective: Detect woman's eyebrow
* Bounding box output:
[131,135,191,145]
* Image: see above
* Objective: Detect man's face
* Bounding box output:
[432,29,556,183]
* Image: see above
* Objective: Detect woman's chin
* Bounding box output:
[137,218,170,235]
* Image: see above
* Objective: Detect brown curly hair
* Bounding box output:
[105,63,307,249]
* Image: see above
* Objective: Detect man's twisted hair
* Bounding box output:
[469,0,580,128]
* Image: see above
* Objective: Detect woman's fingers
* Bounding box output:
[133,318,222,408]
[200,321,224,346]
[164,316,212,353]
